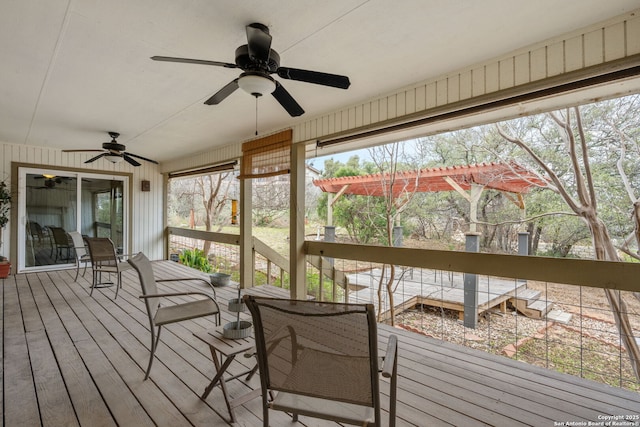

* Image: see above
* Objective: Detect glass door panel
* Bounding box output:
[81,178,124,253]
[18,167,128,273]
[24,173,77,267]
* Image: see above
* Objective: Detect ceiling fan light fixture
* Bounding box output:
[104,154,123,164]
[238,73,275,97]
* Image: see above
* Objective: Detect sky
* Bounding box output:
[307,148,371,173]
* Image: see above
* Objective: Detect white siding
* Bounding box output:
[0,141,164,261]
[290,9,640,144]
[160,142,241,174]
[169,7,639,167]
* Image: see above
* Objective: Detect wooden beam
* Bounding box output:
[330,184,351,206]
[305,240,640,292]
[443,176,470,201]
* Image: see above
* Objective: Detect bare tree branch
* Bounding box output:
[496,124,581,213]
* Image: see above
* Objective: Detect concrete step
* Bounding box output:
[547,309,572,324]
[511,288,541,304]
[527,299,554,315]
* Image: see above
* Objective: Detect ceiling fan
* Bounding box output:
[151,22,351,117]
[33,175,72,189]
[63,132,159,167]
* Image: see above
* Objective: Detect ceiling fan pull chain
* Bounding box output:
[255,96,259,136]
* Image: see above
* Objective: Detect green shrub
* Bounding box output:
[179,249,212,273]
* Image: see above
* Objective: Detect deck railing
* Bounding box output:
[167,226,640,392]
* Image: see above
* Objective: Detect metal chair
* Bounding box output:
[244,295,398,427]
[85,237,132,299]
[68,231,90,281]
[49,226,73,262]
[128,252,221,380]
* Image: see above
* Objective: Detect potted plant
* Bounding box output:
[0,179,11,278]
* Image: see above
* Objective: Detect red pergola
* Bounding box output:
[313,162,547,198]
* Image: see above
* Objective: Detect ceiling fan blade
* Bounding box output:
[277,67,351,89]
[151,56,237,69]
[62,149,105,153]
[122,154,141,167]
[246,23,272,63]
[205,78,239,105]
[85,152,108,164]
[272,81,304,117]
[125,152,159,165]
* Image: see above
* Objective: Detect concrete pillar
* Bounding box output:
[324,225,335,267]
[517,231,530,284]
[518,232,530,256]
[326,193,334,226]
[463,232,480,329]
[393,226,403,247]
[324,226,335,242]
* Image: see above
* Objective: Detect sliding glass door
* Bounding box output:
[18,167,128,272]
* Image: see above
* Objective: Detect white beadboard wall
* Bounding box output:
[160,141,241,174]
[0,141,164,262]
[292,10,640,144]
[166,10,640,171]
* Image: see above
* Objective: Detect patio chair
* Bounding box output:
[128,252,221,380]
[85,237,132,299]
[49,226,73,262]
[244,295,398,427]
[27,221,46,244]
[68,231,90,281]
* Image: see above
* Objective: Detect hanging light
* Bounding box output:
[238,73,275,97]
[104,154,123,164]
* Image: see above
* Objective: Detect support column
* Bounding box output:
[239,174,253,289]
[463,232,480,328]
[393,226,403,247]
[518,232,530,256]
[290,142,306,300]
[517,231,530,284]
[469,183,483,233]
[326,193,334,226]
[324,226,335,242]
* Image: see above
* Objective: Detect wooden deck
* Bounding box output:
[2,260,639,426]
[347,267,527,321]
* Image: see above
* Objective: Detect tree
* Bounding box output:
[498,106,640,379]
[367,143,420,324]
[252,175,290,226]
[194,173,233,255]
[168,173,235,255]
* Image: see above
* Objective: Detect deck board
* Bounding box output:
[2,261,639,426]
[348,267,527,321]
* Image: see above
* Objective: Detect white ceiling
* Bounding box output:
[1,0,639,164]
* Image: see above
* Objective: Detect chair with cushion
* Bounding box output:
[85,237,132,299]
[244,295,398,427]
[68,231,91,281]
[128,252,221,380]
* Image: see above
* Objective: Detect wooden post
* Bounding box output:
[239,174,253,289]
[289,142,306,299]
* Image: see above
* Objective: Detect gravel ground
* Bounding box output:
[394,286,640,391]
